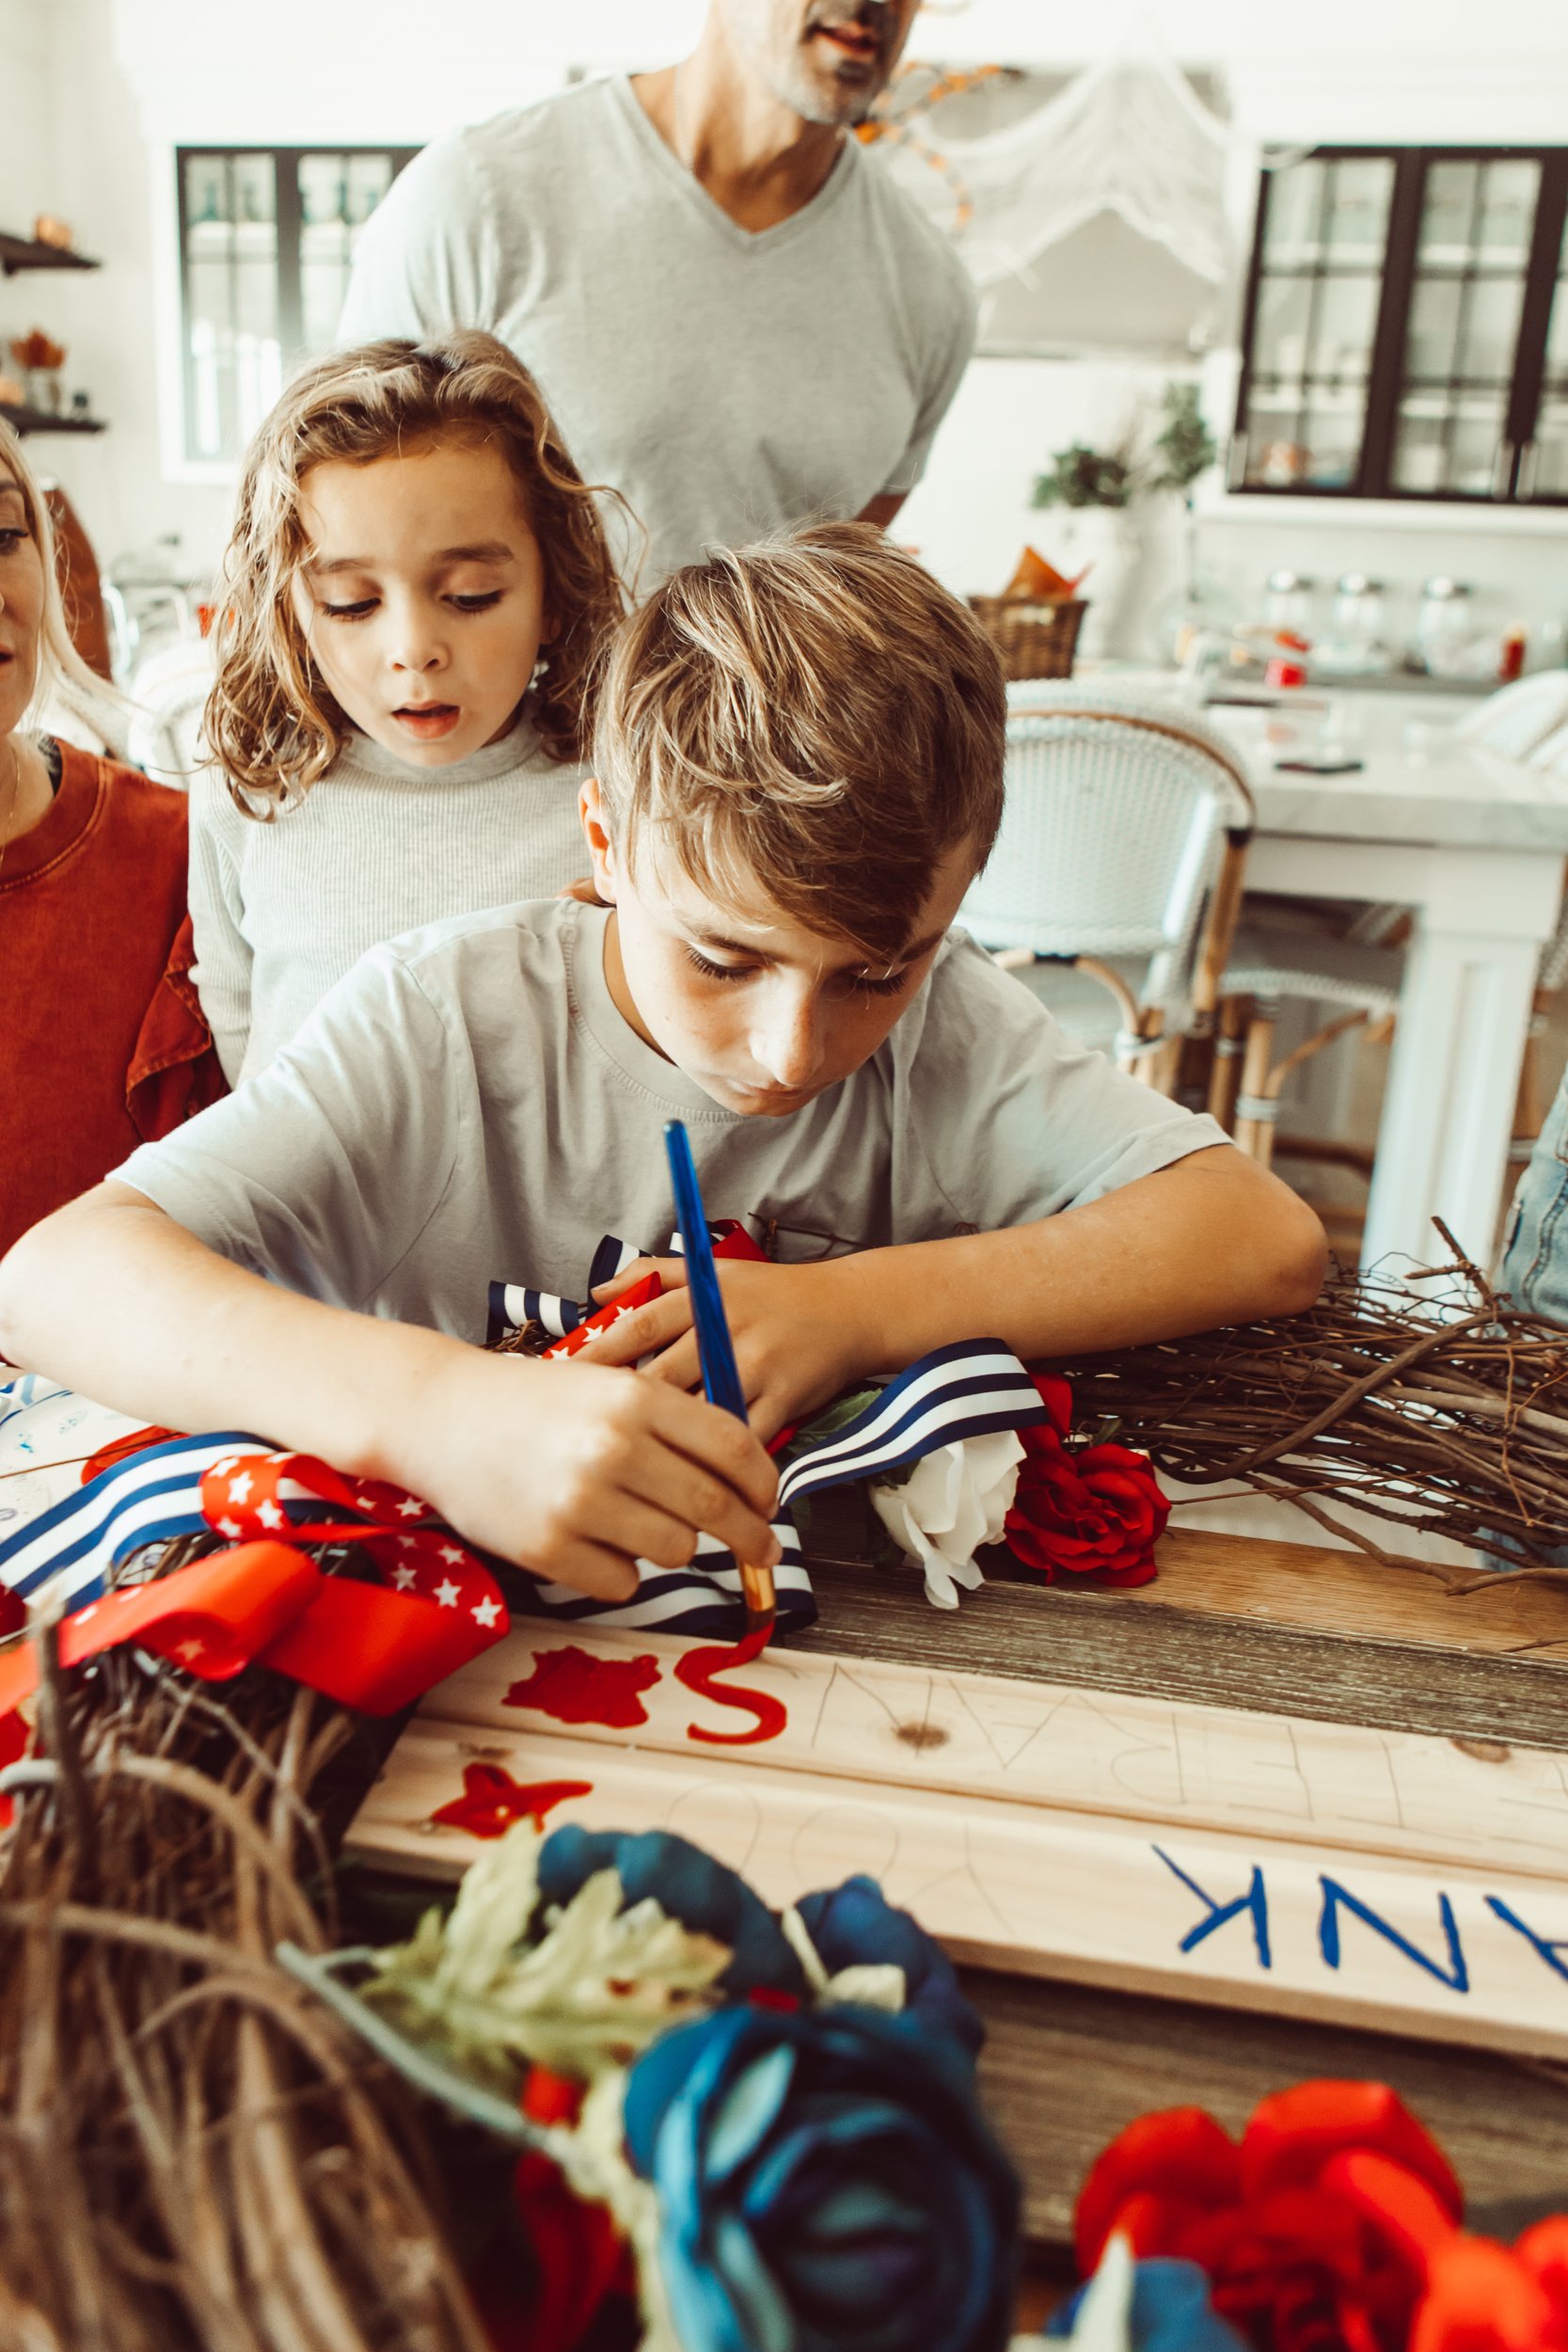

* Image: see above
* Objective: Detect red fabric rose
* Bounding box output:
[1076,2081,1465,2352]
[1004,1374,1168,1586]
[470,2149,633,2352]
[1412,2219,1568,2352]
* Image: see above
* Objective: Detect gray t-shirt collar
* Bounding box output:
[604,72,858,256]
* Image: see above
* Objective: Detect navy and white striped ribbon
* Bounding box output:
[487,1234,646,1347]
[0,1337,1046,1642]
[776,1339,1048,1512]
[528,1523,814,1639]
[0,1431,288,1613]
[486,1283,590,1346]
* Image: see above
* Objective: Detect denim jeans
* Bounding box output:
[1492,1064,1568,1565]
[1497,1058,1568,1324]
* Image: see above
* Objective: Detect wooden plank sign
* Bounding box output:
[346,1623,1568,2058]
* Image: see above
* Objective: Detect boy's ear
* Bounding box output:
[579,777,618,903]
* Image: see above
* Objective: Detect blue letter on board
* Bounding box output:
[1153,1846,1271,1970]
[1318,1877,1468,1992]
[1486,1895,1568,1984]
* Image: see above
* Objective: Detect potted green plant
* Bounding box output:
[1028,386,1218,660]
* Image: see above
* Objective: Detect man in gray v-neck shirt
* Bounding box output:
[338,2,976,584]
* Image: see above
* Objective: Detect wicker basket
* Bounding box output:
[967,596,1086,683]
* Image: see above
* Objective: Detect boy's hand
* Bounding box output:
[403,1348,782,1603]
[584,1258,872,1441]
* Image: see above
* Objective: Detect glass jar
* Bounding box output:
[1411,577,1474,676]
[1263,568,1315,638]
[1320,573,1392,674]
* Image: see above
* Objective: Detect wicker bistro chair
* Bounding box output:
[960,689,1256,1086]
[1210,930,1404,1171]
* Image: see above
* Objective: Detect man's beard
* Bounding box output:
[774,7,896,126]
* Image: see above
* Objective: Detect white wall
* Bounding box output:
[0,0,55,229]
[14,0,1568,652]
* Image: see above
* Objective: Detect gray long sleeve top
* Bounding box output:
[187,714,589,1083]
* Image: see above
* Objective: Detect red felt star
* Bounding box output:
[431,1764,593,1840]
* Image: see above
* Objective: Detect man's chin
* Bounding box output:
[778,60,887,128]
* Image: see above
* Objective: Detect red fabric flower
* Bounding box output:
[1412,2219,1568,2352]
[1076,2081,1465,2352]
[1004,1374,1168,1586]
[470,2150,633,2352]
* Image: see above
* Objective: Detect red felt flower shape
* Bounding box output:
[1077,2082,1465,2352]
[1005,1375,1168,1586]
[431,1764,592,1840]
[503,1645,662,1728]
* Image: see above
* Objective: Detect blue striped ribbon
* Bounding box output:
[2,1227,1048,1638]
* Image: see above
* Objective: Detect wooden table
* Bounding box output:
[784,1513,1568,2254]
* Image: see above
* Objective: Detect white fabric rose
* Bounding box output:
[869,1428,1025,1610]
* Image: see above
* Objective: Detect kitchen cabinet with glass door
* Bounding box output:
[1231,146,1568,506]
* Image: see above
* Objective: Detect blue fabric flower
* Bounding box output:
[624,2001,1020,2352]
[536,1825,806,1998]
[1044,2257,1246,2350]
[796,1874,983,2059]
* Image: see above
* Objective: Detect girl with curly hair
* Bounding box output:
[193,331,628,1081]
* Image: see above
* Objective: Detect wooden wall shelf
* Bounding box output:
[0,231,100,277]
[0,404,106,437]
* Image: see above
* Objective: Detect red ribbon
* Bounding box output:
[0,1449,510,1722]
[542,1275,663,1361]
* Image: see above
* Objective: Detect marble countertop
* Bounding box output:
[1211,704,1568,852]
[1008,672,1568,853]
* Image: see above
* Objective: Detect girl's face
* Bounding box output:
[0,464,45,739]
[293,436,550,767]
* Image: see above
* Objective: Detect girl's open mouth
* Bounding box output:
[392,703,463,741]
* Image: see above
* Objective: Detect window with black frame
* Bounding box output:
[176,146,417,464]
[1232,145,1568,505]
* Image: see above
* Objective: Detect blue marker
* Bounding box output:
[663,1120,776,1632]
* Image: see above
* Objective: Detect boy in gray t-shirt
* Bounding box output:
[0,529,1325,1607]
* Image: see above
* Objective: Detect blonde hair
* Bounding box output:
[205,333,628,815]
[593,523,1006,964]
[0,416,124,748]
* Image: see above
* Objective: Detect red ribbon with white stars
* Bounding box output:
[0,1449,510,1721]
[540,1273,662,1361]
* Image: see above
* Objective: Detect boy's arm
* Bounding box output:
[0,1185,782,1599]
[591,1145,1326,1438]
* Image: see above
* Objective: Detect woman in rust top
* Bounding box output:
[0,419,222,1263]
